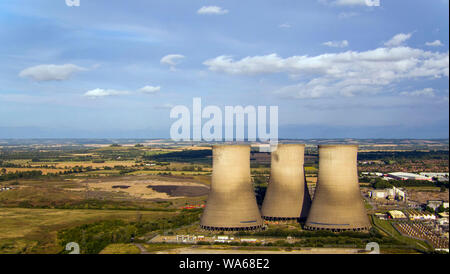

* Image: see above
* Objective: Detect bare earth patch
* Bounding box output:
[68,178,209,200]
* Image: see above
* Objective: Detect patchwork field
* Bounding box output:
[0,208,177,254]
[68,177,210,200]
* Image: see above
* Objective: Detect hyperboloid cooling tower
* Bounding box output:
[261,144,311,221]
[305,145,371,231]
[200,145,263,231]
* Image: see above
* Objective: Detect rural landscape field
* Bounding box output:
[0,139,448,254]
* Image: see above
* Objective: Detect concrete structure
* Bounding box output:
[200,145,263,231]
[305,145,371,232]
[261,144,311,221]
[387,172,432,181]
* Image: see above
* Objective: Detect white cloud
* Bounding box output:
[19,64,86,81]
[139,85,160,94]
[204,46,449,99]
[384,33,412,47]
[322,40,349,48]
[425,40,443,47]
[319,0,378,6]
[160,54,185,70]
[197,6,229,15]
[400,88,436,97]
[334,0,368,6]
[279,23,291,28]
[83,88,129,98]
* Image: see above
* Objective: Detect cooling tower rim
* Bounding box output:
[275,143,305,147]
[318,144,359,148]
[212,144,250,148]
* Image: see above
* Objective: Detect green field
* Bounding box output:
[99,243,141,254]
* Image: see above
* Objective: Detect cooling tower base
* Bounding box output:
[262,216,307,223]
[304,225,371,232]
[200,225,263,231]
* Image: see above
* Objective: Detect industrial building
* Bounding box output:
[369,187,406,201]
[387,172,433,181]
[200,145,263,231]
[261,144,311,221]
[388,210,407,219]
[305,145,371,232]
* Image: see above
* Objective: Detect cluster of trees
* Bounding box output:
[144,150,212,164]
[358,151,449,161]
[58,209,202,254]
[367,177,449,190]
[0,170,43,181]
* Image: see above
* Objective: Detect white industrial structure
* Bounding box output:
[387,172,433,181]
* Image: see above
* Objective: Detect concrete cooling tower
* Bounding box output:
[305,145,371,231]
[261,144,311,221]
[200,145,263,231]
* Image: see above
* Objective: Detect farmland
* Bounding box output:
[0,139,448,254]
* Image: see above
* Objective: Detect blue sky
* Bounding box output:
[0,0,448,138]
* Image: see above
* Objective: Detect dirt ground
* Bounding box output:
[68,177,209,200]
[407,189,449,204]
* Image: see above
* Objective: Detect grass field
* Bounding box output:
[0,208,177,254]
[3,167,70,175]
[99,243,141,254]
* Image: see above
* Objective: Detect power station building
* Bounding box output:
[305,145,371,232]
[261,144,311,221]
[200,145,263,231]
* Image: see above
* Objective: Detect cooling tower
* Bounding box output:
[305,145,371,231]
[200,145,263,231]
[261,144,311,221]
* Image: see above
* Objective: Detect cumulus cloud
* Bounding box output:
[322,40,349,48]
[204,46,449,99]
[160,54,185,70]
[425,40,443,47]
[83,88,130,98]
[279,23,292,28]
[319,0,378,6]
[139,85,160,94]
[197,6,229,15]
[400,88,436,97]
[19,64,86,81]
[384,33,412,47]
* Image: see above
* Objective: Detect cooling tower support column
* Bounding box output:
[305,145,371,232]
[261,144,311,221]
[200,145,263,231]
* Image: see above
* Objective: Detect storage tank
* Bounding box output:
[200,145,263,231]
[305,145,371,231]
[261,144,311,221]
